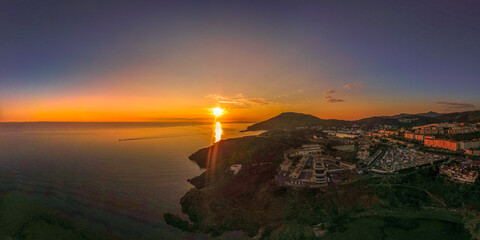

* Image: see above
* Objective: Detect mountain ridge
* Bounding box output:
[246,110,480,131]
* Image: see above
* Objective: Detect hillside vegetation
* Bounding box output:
[167,129,478,239]
[246,111,480,131]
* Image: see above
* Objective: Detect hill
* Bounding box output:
[391,111,441,119]
[436,110,480,123]
[246,110,480,131]
[356,115,440,128]
[246,112,349,131]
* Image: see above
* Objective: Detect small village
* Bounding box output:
[274,121,480,188]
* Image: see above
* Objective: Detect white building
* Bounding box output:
[230,164,242,175]
[280,159,293,171]
[313,159,327,185]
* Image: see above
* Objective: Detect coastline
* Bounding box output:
[166,128,477,239]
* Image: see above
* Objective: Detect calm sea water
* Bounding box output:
[0,122,257,239]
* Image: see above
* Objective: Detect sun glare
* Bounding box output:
[211,107,224,117]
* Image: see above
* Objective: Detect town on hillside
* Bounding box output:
[273,121,480,188]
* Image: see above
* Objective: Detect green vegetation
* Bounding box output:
[163,213,194,232]
[323,217,468,240]
[436,110,480,123]
[245,110,480,131]
[188,129,316,171]
[268,223,317,240]
[246,112,348,131]
[170,129,479,239]
[176,169,474,239]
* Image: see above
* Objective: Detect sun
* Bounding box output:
[211,107,224,117]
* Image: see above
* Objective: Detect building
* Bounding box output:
[415,126,444,135]
[292,144,323,156]
[423,138,436,149]
[339,161,356,169]
[455,170,478,184]
[280,159,293,171]
[357,149,370,161]
[415,134,425,141]
[412,123,467,135]
[329,131,359,139]
[439,165,461,175]
[313,159,327,185]
[230,164,242,175]
[466,149,480,156]
[424,138,459,151]
[379,130,398,137]
[439,165,478,184]
[412,122,478,135]
[404,132,415,140]
[459,140,480,150]
[399,118,417,123]
[448,125,479,135]
[302,144,321,148]
[296,156,309,168]
[289,167,303,179]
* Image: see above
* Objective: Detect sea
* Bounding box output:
[0,122,259,239]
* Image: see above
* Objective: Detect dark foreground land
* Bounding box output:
[0,192,114,240]
[166,130,480,239]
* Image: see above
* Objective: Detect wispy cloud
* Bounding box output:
[343,82,363,90]
[436,101,475,110]
[324,95,345,103]
[322,89,344,103]
[323,89,336,95]
[206,94,275,108]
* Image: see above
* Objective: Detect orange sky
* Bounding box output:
[1,60,474,122]
[0,51,468,123]
[0,89,448,122]
[2,1,479,122]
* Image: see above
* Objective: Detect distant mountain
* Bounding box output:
[390,113,414,119]
[416,111,442,118]
[246,110,480,131]
[246,112,349,131]
[391,111,441,119]
[357,115,440,128]
[355,116,410,128]
[436,110,480,123]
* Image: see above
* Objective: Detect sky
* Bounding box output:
[1,0,480,122]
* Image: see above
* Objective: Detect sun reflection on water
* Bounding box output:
[214,121,222,143]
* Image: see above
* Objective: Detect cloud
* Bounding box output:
[322,88,344,103]
[206,94,274,108]
[343,82,363,89]
[436,101,475,110]
[322,89,344,103]
[324,95,345,103]
[323,89,336,95]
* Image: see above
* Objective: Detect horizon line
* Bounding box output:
[0,121,256,124]
[1,109,479,124]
